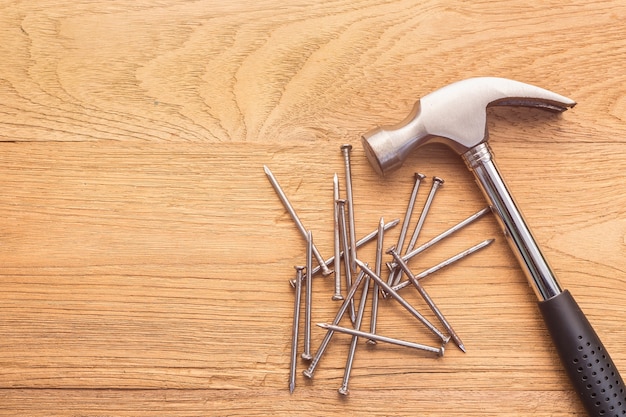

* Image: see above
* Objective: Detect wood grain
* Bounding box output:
[1,1,626,415]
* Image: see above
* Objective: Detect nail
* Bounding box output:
[337,199,356,323]
[388,207,491,271]
[406,176,444,254]
[387,173,426,287]
[289,266,305,393]
[264,165,333,276]
[391,239,495,292]
[398,173,427,252]
[338,272,371,396]
[288,218,401,287]
[367,217,385,344]
[388,247,465,352]
[340,144,357,273]
[317,323,444,357]
[394,176,444,286]
[301,231,313,361]
[303,268,367,379]
[355,259,450,345]
[332,174,343,301]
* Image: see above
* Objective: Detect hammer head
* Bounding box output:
[362,77,576,176]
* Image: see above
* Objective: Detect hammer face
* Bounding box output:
[361,100,425,176]
[362,77,576,176]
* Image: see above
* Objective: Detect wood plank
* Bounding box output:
[1,0,626,415]
[0,388,584,416]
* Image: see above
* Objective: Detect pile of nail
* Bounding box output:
[264,144,494,395]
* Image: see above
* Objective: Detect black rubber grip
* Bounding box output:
[539,290,626,416]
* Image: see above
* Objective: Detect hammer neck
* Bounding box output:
[463,143,562,301]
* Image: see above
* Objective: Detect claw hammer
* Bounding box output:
[362,77,625,416]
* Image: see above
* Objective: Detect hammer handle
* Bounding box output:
[539,290,626,416]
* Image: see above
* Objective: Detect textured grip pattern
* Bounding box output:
[539,290,626,416]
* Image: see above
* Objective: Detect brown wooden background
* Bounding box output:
[1,1,626,415]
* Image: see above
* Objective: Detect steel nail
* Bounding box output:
[340,144,357,273]
[388,246,465,352]
[387,173,426,287]
[338,271,371,396]
[397,173,427,253]
[303,268,367,379]
[301,231,313,361]
[332,174,343,301]
[393,176,444,286]
[355,259,450,345]
[337,199,357,324]
[264,165,333,276]
[388,207,491,271]
[391,239,495,292]
[289,266,305,393]
[317,323,444,357]
[367,217,385,344]
[406,176,444,254]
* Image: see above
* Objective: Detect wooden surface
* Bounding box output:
[1,1,626,415]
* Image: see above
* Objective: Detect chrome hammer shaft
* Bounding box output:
[463,144,561,300]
